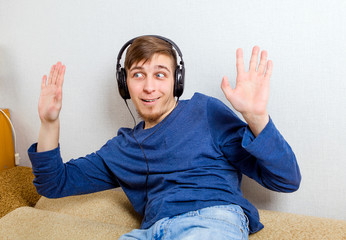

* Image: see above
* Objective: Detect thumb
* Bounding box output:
[221,76,234,101]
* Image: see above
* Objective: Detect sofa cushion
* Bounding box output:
[35,189,141,229]
[253,209,346,239]
[0,206,132,240]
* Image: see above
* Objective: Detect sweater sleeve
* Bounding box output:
[27,143,119,198]
[207,97,301,192]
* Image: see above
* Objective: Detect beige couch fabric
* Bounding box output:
[0,167,345,239]
[1,189,345,239]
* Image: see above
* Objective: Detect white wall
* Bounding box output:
[1,0,345,221]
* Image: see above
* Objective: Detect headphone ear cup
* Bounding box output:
[117,68,130,99]
[174,66,185,98]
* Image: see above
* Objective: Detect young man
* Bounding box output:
[28,36,301,240]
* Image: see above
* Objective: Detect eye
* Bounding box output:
[133,73,144,79]
[156,73,165,78]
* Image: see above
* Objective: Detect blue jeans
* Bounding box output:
[119,204,249,240]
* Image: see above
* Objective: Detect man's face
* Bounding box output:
[127,53,176,129]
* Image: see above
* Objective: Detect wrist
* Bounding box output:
[242,112,269,137]
[37,119,60,152]
[40,119,60,130]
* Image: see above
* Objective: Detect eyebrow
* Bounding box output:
[156,65,171,73]
[129,65,171,73]
[129,66,144,72]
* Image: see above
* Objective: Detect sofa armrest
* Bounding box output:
[0,166,41,218]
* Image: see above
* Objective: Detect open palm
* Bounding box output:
[38,62,65,124]
[221,46,272,118]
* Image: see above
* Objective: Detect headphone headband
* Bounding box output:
[116,35,184,67]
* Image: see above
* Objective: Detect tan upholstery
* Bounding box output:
[0,167,345,239]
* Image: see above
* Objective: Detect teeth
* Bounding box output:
[143,99,157,102]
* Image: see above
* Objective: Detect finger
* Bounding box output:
[221,76,234,101]
[249,46,260,72]
[57,65,66,89]
[264,60,273,83]
[41,75,47,89]
[257,50,267,76]
[236,48,245,75]
[56,85,63,103]
[48,65,56,85]
[52,62,61,85]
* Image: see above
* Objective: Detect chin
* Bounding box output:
[137,110,163,124]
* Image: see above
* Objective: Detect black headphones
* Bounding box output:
[116,35,185,100]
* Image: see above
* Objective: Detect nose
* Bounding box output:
[143,76,155,94]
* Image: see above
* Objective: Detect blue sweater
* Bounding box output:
[28,92,301,233]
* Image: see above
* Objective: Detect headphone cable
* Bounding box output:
[123,99,179,216]
[124,100,150,207]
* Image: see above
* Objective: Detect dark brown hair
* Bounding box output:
[124,36,177,71]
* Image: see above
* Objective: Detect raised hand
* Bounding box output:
[37,62,66,152]
[38,62,66,124]
[221,46,273,136]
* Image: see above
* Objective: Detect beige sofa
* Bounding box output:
[0,167,345,239]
